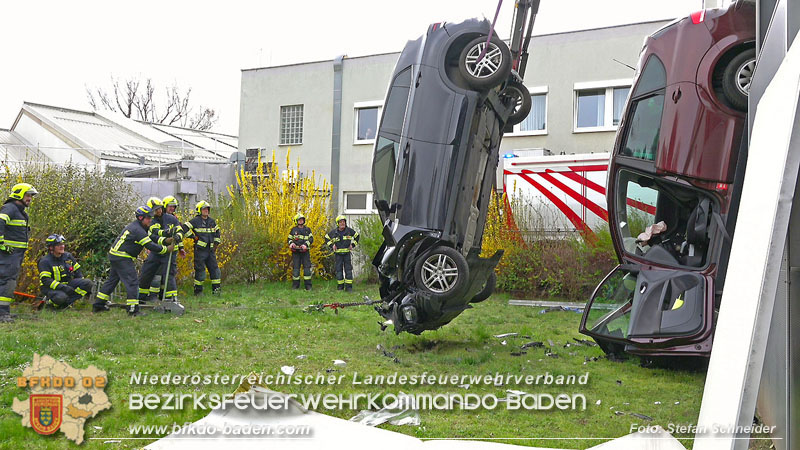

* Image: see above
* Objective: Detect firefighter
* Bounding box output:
[138,197,183,303]
[0,183,37,323]
[38,234,94,309]
[95,206,174,316]
[184,201,221,295]
[325,215,359,292]
[288,213,313,290]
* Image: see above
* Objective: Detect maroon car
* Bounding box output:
[579,1,756,358]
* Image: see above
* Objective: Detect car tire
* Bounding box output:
[414,246,469,297]
[721,48,756,112]
[470,272,497,303]
[458,35,512,90]
[501,80,533,126]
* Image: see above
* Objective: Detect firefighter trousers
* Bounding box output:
[334,252,353,287]
[292,251,312,287]
[139,251,178,300]
[44,278,94,308]
[0,250,24,308]
[96,255,139,307]
[194,247,220,292]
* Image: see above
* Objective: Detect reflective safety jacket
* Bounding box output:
[288,226,313,252]
[148,213,183,253]
[38,252,84,292]
[184,216,220,250]
[109,220,167,259]
[325,227,360,254]
[0,200,30,253]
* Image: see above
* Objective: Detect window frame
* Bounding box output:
[343,191,377,214]
[353,100,383,145]
[505,86,548,137]
[573,79,632,133]
[279,104,304,146]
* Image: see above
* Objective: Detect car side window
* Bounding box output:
[620,56,667,162]
[373,136,399,203]
[379,67,412,136]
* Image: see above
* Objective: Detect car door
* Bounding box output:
[580,264,714,349]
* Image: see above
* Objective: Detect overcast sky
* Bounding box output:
[1,0,704,135]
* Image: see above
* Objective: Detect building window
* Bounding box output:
[506,86,547,136]
[573,80,632,132]
[344,192,376,214]
[354,101,383,144]
[279,104,303,145]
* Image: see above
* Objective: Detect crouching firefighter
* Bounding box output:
[0,183,37,323]
[95,206,174,316]
[184,201,221,295]
[38,234,94,309]
[325,215,359,292]
[138,197,183,303]
[289,213,313,290]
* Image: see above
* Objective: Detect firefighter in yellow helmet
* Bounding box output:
[325,215,359,292]
[0,183,37,323]
[288,213,313,290]
[183,201,221,295]
[138,196,183,303]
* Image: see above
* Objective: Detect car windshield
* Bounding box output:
[616,169,714,268]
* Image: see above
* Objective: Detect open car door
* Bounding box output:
[580,264,715,357]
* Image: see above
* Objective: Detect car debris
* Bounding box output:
[521,341,544,349]
[333,360,347,367]
[493,333,518,338]
[280,366,295,376]
[349,392,420,427]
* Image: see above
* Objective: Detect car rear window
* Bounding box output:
[632,55,666,97]
[620,55,667,161]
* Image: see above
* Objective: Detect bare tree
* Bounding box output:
[87,76,218,131]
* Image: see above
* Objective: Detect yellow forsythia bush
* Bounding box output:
[219,150,333,282]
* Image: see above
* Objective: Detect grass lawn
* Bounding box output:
[0,281,709,449]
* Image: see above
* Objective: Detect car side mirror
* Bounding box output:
[389,203,402,214]
[375,199,390,213]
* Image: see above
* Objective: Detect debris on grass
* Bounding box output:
[500,340,507,346]
[510,351,527,357]
[350,392,420,427]
[333,360,347,367]
[521,341,544,349]
[193,319,204,323]
[614,410,654,421]
[596,400,602,405]
[458,384,470,389]
[296,355,307,360]
[493,333,518,338]
[281,366,295,375]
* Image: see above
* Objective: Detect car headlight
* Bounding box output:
[402,305,418,324]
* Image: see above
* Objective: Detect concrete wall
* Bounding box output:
[125,161,238,206]
[239,60,334,183]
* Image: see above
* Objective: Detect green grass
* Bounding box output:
[0,282,707,449]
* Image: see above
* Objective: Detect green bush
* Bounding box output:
[0,163,138,294]
[353,214,383,282]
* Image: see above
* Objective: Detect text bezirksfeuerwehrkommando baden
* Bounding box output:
[129,371,589,387]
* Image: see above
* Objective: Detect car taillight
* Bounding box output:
[690,10,706,24]
[716,183,728,191]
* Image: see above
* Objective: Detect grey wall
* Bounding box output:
[239,60,334,183]
[124,161,238,206]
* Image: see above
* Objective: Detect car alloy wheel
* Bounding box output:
[735,58,755,96]
[464,41,505,79]
[420,253,460,294]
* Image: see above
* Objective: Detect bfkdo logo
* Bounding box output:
[30,394,63,435]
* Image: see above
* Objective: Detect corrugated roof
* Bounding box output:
[15,103,237,167]
[0,128,50,162]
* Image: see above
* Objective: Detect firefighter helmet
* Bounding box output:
[163,195,178,208]
[196,201,211,215]
[9,183,38,200]
[336,215,347,224]
[135,205,154,219]
[46,234,66,247]
[146,197,164,211]
[293,213,306,225]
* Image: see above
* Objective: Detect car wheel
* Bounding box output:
[414,246,469,296]
[458,35,512,90]
[501,80,533,126]
[470,272,497,303]
[722,48,756,112]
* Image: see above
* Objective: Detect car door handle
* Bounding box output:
[671,87,682,103]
